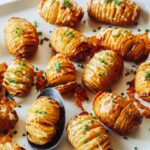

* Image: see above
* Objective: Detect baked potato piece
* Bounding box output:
[82,50,124,93]
[38,0,84,27]
[88,0,140,26]
[0,101,18,132]
[26,96,60,145]
[4,17,39,59]
[93,92,143,135]
[0,133,25,150]
[50,27,90,61]
[135,61,150,102]
[46,54,76,94]
[67,112,112,150]
[91,28,149,62]
[3,58,34,97]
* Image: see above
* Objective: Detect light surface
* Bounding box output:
[0,0,150,150]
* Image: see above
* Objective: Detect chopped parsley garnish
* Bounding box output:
[145,71,150,79]
[134,147,138,150]
[35,67,39,71]
[145,29,149,33]
[17,105,22,108]
[22,133,26,136]
[54,62,61,72]
[93,29,96,32]
[115,32,121,38]
[89,112,93,116]
[84,125,89,131]
[102,70,107,76]
[115,1,122,6]
[123,136,128,140]
[64,30,75,38]
[38,31,42,36]
[100,58,106,64]
[34,21,39,28]
[63,0,72,8]
[40,39,44,45]
[19,61,25,67]
[137,29,141,32]
[8,78,16,83]
[83,140,88,144]
[91,120,94,124]
[105,51,109,56]
[16,26,24,37]
[35,110,47,115]
[14,69,19,74]
[109,64,112,68]
[44,37,49,41]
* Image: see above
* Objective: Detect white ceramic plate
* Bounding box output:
[0,0,150,149]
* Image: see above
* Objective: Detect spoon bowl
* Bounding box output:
[27,88,65,150]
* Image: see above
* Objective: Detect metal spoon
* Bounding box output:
[27,87,66,150]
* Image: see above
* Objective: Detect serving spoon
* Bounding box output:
[27,87,66,150]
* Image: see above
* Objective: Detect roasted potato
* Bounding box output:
[26,96,60,145]
[4,17,39,59]
[93,92,143,135]
[46,54,76,94]
[38,0,84,27]
[50,27,90,61]
[82,50,124,93]
[90,28,149,62]
[67,112,112,150]
[88,0,140,26]
[0,133,24,150]
[135,61,150,102]
[3,59,34,97]
[0,101,18,132]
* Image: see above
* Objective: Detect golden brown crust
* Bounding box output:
[88,0,140,26]
[135,61,150,102]
[0,101,18,132]
[67,112,112,150]
[82,50,124,93]
[92,28,149,62]
[3,58,34,97]
[50,27,90,61]
[26,96,60,145]
[38,0,84,27]
[4,17,39,59]
[93,92,143,135]
[46,54,76,94]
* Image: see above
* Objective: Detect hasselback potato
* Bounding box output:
[50,27,90,61]
[135,61,150,102]
[88,0,140,26]
[67,112,112,150]
[46,54,76,94]
[26,96,60,145]
[0,142,24,150]
[93,92,143,135]
[3,59,34,97]
[0,101,18,132]
[38,0,84,27]
[91,28,149,62]
[82,50,124,93]
[4,17,39,59]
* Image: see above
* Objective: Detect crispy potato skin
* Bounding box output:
[38,0,84,27]
[3,59,34,97]
[0,102,18,132]
[93,28,149,62]
[46,54,76,94]
[67,112,112,150]
[26,96,60,145]
[93,92,143,135]
[50,27,90,61]
[4,17,39,59]
[135,61,150,102]
[88,0,140,26]
[82,50,124,93]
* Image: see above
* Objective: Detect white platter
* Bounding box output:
[0,0,150,149]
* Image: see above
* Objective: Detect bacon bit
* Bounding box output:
[127,79,150,118]
[75,84,88,111]
[35,70,47,91]
[0,129,13,144]
[0,63,8,84]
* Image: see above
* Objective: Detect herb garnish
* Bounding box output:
[55,62,61,72]
[34,21,39,28]
[19,61,25,67]
[8,78,16,83]
[83,140,88,144]
[145,71,150,80]
[84,125,89,131]
[35,110,47,115]
[16,27,24,37]
[64,30,75,38]
[63,0,72,8]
